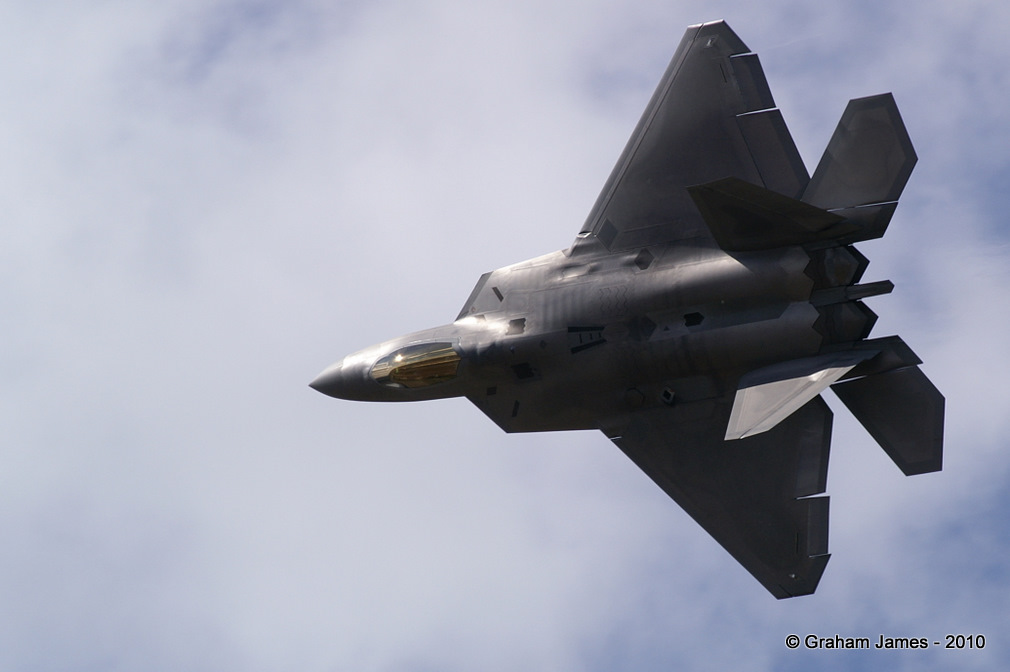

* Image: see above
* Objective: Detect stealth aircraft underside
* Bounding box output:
[311,21,944,598]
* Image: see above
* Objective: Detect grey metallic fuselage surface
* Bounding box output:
[311,21,944,598]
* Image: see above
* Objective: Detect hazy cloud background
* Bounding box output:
[1,1,1007,670]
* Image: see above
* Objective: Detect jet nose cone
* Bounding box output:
[311,350,385,401]
[310,363,337,393]
[310,360,356,399]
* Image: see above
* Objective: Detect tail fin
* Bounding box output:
[690,93,916,252]
[693,93,942,475]
[822,337,943,475]
[832,362,944,475]
[802,93,917,211]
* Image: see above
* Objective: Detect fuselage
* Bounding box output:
[310,238,840,432]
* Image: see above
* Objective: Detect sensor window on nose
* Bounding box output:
[370,343,461,388]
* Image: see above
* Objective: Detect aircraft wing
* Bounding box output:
[605,394,833,598]
[573,20,810,253]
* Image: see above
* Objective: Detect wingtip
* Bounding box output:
[771,554,831,599]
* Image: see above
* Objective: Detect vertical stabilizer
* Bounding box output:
[803,94,917,211]
[831,365,944,475]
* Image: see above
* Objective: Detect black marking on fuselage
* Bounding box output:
[513,363,535,379]
[571,339,607,354]
[568,325,606,353]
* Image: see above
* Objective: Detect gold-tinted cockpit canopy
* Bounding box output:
[370,342,461,388]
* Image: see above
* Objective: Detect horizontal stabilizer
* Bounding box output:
[688,177,852,251]
[819,202,898,244]
[831,366,944,475]
[726,351,876,440]
[688,177,902,251]
[802,94,917,210]
[829,335,922,381]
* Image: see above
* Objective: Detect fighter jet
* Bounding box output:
[311,20,944,598]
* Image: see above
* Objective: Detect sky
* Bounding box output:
[1,1,1008,670]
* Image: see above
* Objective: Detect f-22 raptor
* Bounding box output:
[311,20,944,598]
